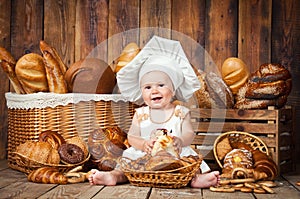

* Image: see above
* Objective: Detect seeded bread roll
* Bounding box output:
[15,53,49,93]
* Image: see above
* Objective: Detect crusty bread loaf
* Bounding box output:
[114,42,140,73]
[28,167,67,184]
[16,141,60,164]
[0,47,25,94]
[221,57,249,95]
[206,72,234,108]
[64,58,116,94]
[40,40,68,93]
[15,53,49,93]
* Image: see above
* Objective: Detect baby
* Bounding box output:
[88,36,220,188]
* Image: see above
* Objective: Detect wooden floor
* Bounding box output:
[0,160,299,199]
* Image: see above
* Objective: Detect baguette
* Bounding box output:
[0,47,25,94]
[39,40,68,93]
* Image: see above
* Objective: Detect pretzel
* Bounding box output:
[209,186,235,193]
[261,185,275,194]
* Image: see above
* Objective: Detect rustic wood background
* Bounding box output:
[0,0,299,164]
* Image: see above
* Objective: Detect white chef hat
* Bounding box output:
[116,35,200,104]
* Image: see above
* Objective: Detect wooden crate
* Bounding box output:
[190,106,295,174]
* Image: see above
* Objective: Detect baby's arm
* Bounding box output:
[172,112,195,150]
[127,112,154,153]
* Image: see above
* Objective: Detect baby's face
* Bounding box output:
[140,71,174,109]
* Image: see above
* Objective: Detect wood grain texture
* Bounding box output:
[75,0,109,62]
[238,0,272,73]
[172,0,206,71]
[44,0,76,67]
[108,0,140,67]
[10,0,43,59]
[271,0,300,158]
[205,0,238,74]
[0,0,11,159]
[140,0,171,47]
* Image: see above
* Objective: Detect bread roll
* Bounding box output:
[64,58,116,94]
[221,57,249,95]
[39,40,68,93]
[15,53,49,93]
[114,42,140,73]
[0,47,25,94]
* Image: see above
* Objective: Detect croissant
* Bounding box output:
[27,167,67,184]
[252,150,278,180]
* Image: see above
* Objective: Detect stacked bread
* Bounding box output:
[88,127,129,171]
[216,136,278,181]
[235,63,292,109]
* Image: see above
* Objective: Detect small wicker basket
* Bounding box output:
[119,156,202,188]
[6,92,138,173]
[213,131,269,168]
[10,152,90,174]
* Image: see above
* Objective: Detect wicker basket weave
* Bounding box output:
[6,93,138,173]
[119,156,202,188]
[213,131,269,168]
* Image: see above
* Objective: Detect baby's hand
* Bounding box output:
[171,136,183,153]
[142,139,155,154]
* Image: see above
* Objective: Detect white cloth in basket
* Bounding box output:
[5,92,129,109]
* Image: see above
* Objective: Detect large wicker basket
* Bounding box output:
[119,156,202,188]
[213,131,269,168]
[5,92,138,173]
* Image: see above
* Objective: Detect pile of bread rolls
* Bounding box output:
[234,63,292,109]
[212,135,278,194]
[87,127,129,171]
[219,57,292,109]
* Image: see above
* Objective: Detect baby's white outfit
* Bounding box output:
[122,104,210,173]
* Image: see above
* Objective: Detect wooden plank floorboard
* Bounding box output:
[0,160,299,199]
[149,187,202,199]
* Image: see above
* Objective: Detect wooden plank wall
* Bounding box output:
[0,0,299,162]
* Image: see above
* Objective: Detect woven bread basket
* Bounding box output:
[5,92,138,173]
[119,156,202,188]
[213,131,269,168]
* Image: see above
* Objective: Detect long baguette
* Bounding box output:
[39,41,68,93]
[0,47,25,94]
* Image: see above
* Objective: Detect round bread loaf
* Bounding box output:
[221,57,249,95]
[64,58,116,94]
[15,53,48,93]
[114,42,140,73]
